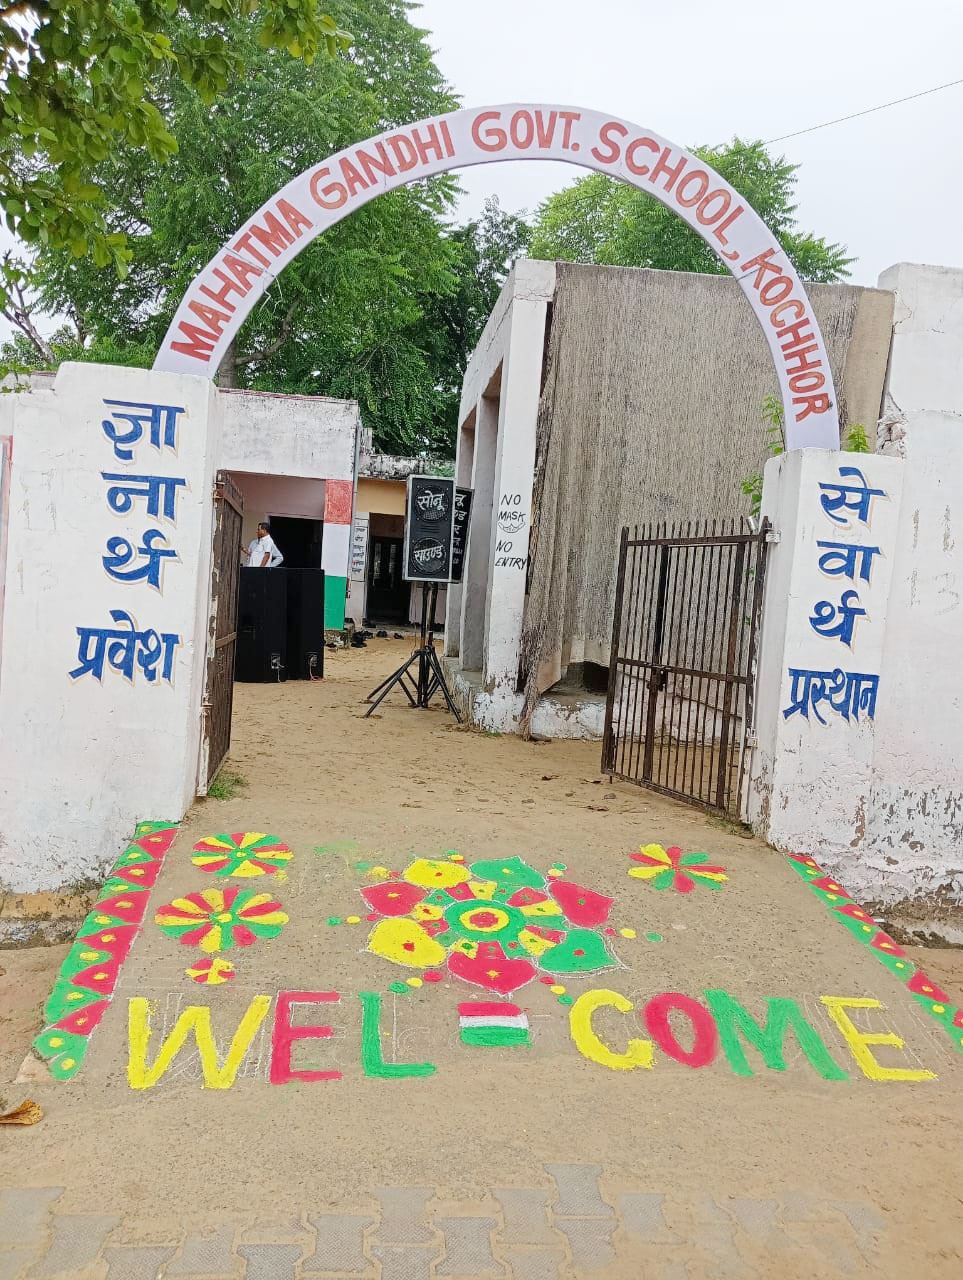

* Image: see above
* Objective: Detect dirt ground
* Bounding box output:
[1,639,962,1278]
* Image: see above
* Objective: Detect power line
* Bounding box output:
[765,76,963,144]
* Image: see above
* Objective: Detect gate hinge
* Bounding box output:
[764,530,781,544]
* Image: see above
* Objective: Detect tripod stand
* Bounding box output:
[364,581,461,721]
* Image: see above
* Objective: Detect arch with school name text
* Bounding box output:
[154,104,839,450]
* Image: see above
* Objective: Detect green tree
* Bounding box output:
[0,1,351,308]
[741,395,873,516]
[18,1,467,454]
[414,196,531,435]
[529,140,851,283]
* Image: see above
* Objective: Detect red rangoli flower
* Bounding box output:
[628,844,728,893]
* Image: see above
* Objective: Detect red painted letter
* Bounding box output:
[643,992,719,1068]
[270,991,341,1084]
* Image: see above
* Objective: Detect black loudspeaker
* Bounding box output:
[236,567,287,682]
[285,568,325,680]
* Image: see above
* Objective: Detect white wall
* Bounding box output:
[0,364,219,893]
[219,387,358,482]
[748,263,963,906]
[862,264,963,899]
[748,450,903,864]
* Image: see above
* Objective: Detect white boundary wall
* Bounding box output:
[749,262,963,904]
[0,364,219,893]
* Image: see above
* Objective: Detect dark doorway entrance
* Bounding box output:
[366,535,410,623]
[269,515,322,569]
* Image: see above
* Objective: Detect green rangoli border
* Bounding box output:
[31,820,180,1081]
[785,851,963,1055]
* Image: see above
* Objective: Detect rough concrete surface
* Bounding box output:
[1,641,961,1279]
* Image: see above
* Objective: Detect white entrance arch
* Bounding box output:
[154,104,839,450]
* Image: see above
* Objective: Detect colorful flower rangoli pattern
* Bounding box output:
[155,888,288,955]
[192,832,292,878]
[628,844,728,893]
[32,820,180,1081]
[360,854,617,994]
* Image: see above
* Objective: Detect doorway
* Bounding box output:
[366,535,410,623]
[269,515,323,569]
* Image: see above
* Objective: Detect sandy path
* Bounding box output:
[1,640,961,1278]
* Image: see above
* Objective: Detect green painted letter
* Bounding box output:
[704,989,847,1080]
[358,991,436,1078]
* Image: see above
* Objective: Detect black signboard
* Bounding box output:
[403,475,455,582]
[450,487,474,583]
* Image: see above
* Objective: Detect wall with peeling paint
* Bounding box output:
[750,264,963,905]
[863,264,963,902]
[0,364,219,894]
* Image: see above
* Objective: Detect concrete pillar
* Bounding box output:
[456,393,498,671]
[477,294,550,726]
[747,449,904,865]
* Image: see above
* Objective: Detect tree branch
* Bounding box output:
[1,260,53,363]
[234,298,299,369]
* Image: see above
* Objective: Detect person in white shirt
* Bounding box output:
[243,521,283,568]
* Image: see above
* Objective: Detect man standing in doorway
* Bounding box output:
[244,520,284,568]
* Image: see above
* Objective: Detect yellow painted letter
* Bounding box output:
[128,995,272,1090]
[570,988,653,1071]
[820,996,936,1083]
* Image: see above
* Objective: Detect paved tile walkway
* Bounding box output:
[0,1166,887,1278]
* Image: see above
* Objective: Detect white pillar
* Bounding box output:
[748,449,903,865]
[456,393,498,670]
[474,292,550,729]
[0,363,219,892]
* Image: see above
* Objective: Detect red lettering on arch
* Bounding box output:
[339,157,370,199]
[625,135,659,175]
[534,110,559,149]
[223,252,264,291]
[277,198,313,238]
[356,142,397,184]
[591,120,628,165]
[472,110,507,153]
[248,211,295,259]
[188,299,231,335]
[170,319,218,363]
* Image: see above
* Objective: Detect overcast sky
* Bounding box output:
[414,0,963,286]
[5,0,963,343]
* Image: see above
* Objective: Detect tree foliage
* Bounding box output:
[414,196,531,434]
[11,5,532,457]
[0,1,351,304]
[529,140,851,283]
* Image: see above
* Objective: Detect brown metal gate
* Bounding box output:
[601,518,770,817]
[199,471,243,792]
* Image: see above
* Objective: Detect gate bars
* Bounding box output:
[602,519,770,818]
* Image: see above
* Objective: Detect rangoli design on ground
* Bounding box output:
[785,852,963,1055]
[32,820,179,1081]
[192,832,292,878]
[629,843,728,892]
[352,852,621,996]
[459,1000,531,1047]
[156,888,287,952]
